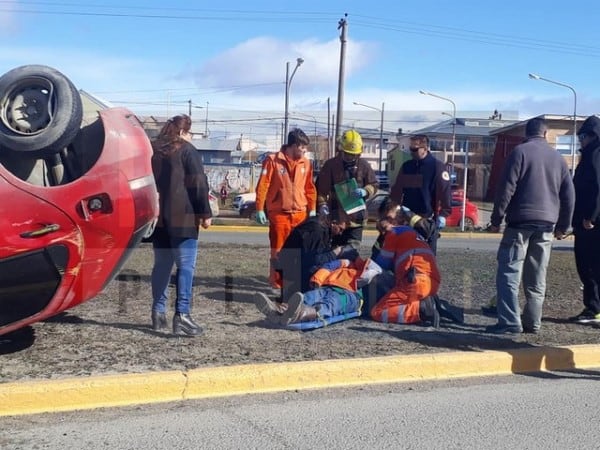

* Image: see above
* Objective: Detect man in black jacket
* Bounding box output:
[256,215,357,306]
[571,115,600,323]
[487,118,574,334]
[390,134,452,254]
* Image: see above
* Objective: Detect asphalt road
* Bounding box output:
[3,373,599,449]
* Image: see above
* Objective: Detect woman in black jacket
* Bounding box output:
[150,114,212,336]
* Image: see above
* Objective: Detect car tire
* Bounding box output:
[461,217,475,230]
[0,65,83,157]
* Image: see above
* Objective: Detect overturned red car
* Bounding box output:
[0,65,158,337]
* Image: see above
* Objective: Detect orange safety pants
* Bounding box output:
[370,274,439,324]
[268,211,308,288]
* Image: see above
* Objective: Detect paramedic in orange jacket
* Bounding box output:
[255,128,317,288]
[371,219,441,324]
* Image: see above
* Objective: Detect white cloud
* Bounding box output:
[192,36,378,94]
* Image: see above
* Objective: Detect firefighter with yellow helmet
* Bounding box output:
[316,129,379,256]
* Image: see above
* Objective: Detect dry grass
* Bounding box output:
[0,242,594,383]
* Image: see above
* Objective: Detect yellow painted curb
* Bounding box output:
[1,345,598,417]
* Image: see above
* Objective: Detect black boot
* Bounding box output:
[151,311,167,331]
[419,296,440,328]
[173,313,203,336]
[435,296,464,324]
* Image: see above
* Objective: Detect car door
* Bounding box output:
[0,174,82,331]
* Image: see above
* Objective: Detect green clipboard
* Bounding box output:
[334,178,366,215]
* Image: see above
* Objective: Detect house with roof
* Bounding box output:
[486,114,584,200]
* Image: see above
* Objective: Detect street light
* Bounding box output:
[353,101,385,172]
[292,112,319,165]
[528,73,577,175]
[204,101,209,137]
[419,90,456,169]
[420,90,466,231]
[191,102,209,138]
[284,57,304,144]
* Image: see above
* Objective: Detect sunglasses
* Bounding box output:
[409,147,423,152]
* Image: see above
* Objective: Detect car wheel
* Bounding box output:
[461,217,475,230]
[249,211,257,221]
[0,65,83,157]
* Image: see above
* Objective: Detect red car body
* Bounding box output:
[0,100,158,336]
[446,189,480,228]
[366,189,480,229]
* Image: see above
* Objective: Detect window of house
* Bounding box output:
[556,135,578,155]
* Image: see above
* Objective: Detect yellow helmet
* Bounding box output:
[340,129,363,155]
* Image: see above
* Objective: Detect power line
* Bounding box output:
[352,17,600,58]
[0,5,338,23]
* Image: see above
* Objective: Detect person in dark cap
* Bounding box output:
[571,115,600,324]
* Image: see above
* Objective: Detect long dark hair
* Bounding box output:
[152,114,192,156]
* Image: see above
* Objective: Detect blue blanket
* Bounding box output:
[285,310,362,330]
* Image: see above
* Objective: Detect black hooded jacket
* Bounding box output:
[151,141,212,239]
[573,115,600,229]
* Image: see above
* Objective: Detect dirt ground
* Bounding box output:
[1,240,597,383]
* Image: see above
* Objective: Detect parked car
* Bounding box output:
[0,64,159,337]
[365,190,479,229]
[232,192,256,211]
[239,199,260,220]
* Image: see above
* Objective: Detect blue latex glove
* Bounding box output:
[322,259,343,271]
[353,188,367,198]
[256,211,267,225]
[436,216,446,229]
[318,204,330,216]
[309,210,316,217]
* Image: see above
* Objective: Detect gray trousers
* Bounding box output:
[495,227,553,330]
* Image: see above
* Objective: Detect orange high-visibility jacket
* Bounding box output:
[310,258,369,292]
[376,226,441,288]
[255,148,317,214]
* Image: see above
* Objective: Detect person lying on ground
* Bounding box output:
[271,215,358,303]
[254,257,382,326]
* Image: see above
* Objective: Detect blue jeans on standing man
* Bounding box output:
[151,236,198,314]
[496,226,553,331]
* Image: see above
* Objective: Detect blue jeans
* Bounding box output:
[495,227,553,330]
[303,287,361,319]
[151,237,198,314]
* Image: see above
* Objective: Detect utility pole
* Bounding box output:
[335,14,348,142]
[327,97,331,158]
[204,101,209,137]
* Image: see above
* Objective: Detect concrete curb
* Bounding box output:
[1,344,598,417]
[207,225,506,239]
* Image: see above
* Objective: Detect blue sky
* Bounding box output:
[1,0,599,140]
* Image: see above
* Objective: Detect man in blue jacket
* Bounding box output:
[390,134,452,254]
[487,117,575,334]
